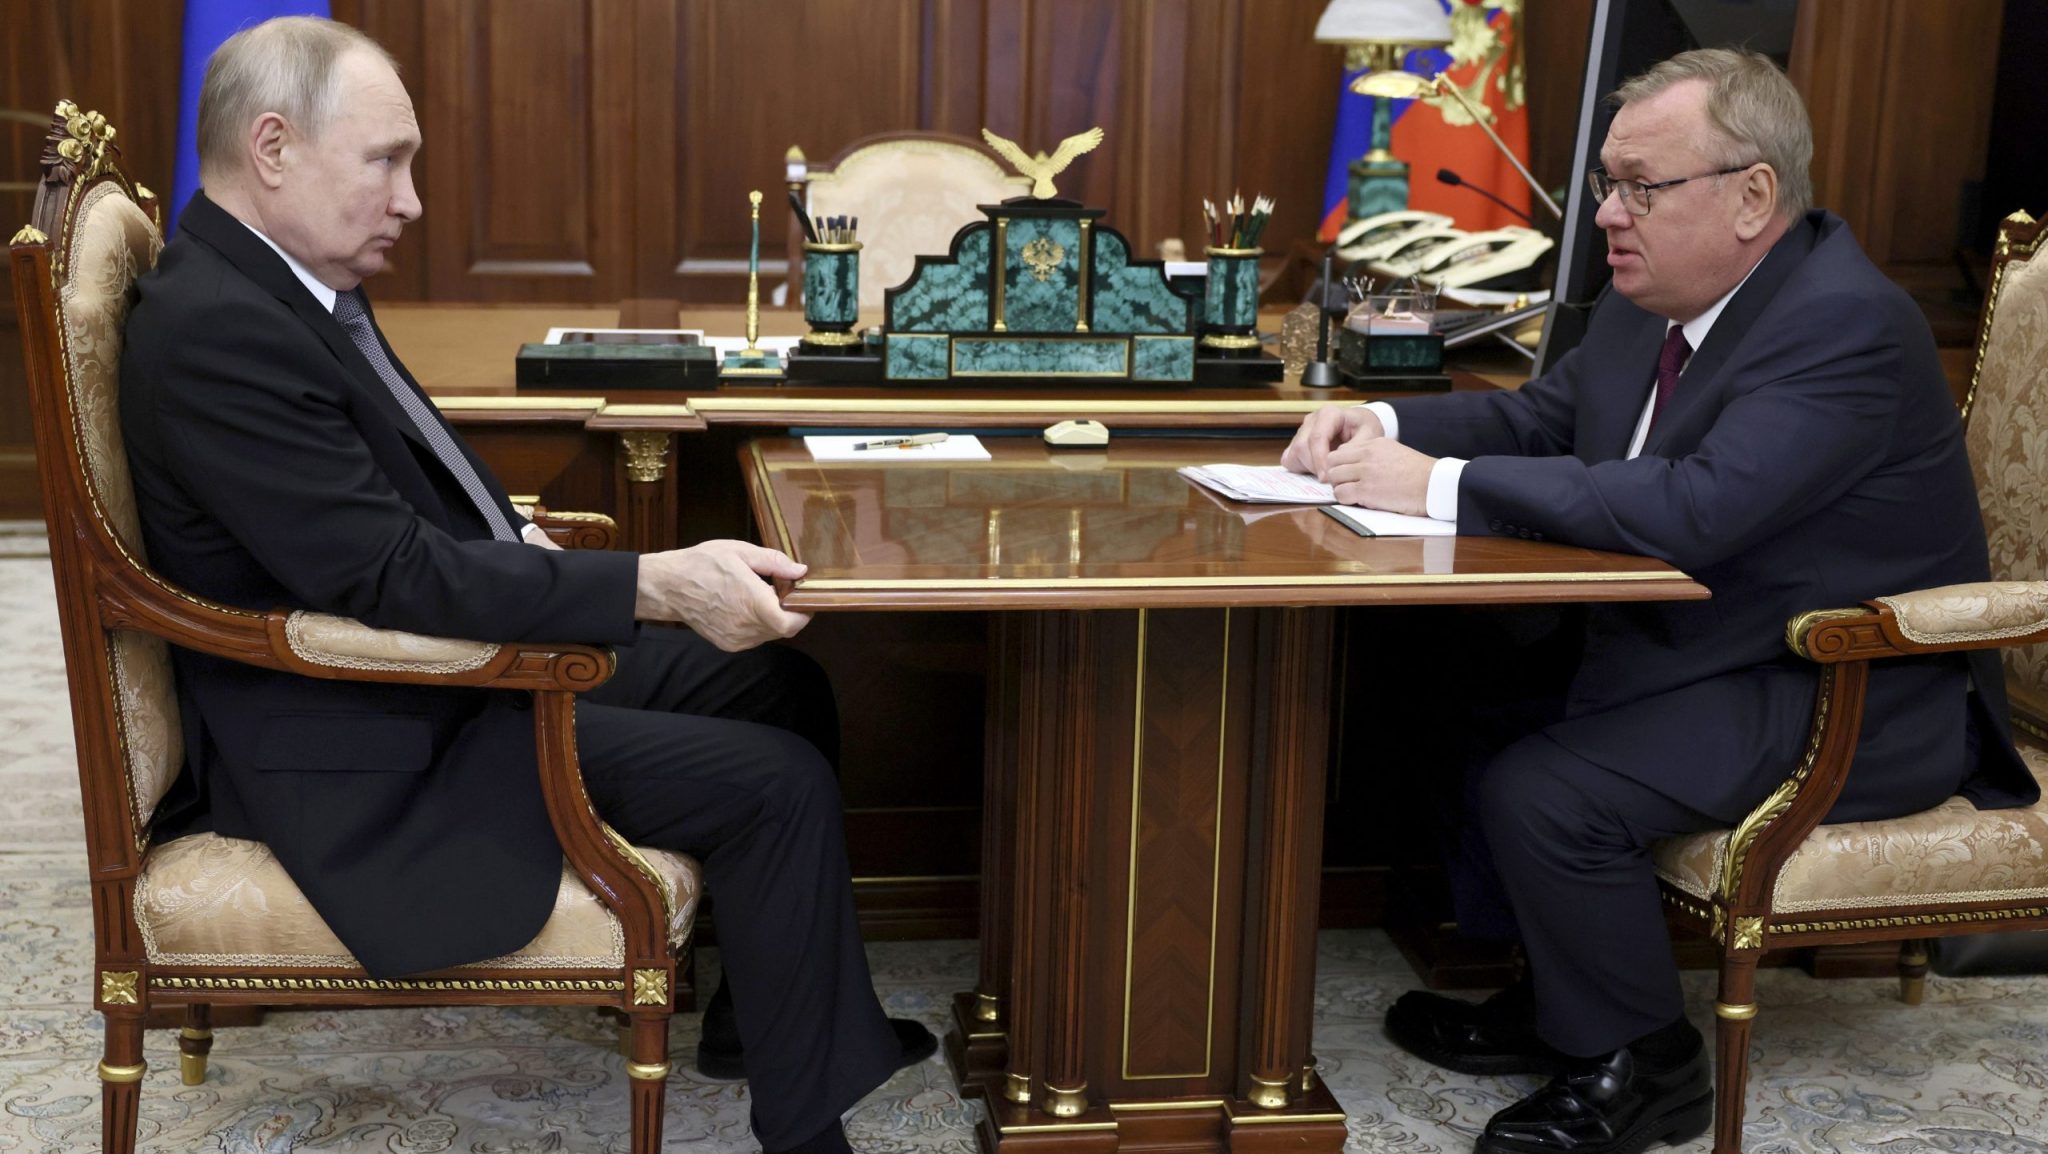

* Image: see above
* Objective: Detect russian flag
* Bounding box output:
[170,0,332,233]
[1319,0,1532,241]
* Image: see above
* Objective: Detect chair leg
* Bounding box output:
[1898,939,1931,1006]
[626,1013,673,1154]
[179,1004,215,1085]
[100,1010,146,1154]
[1712,957,1760,1154]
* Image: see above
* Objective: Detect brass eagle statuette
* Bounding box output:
[981,126,1105,200]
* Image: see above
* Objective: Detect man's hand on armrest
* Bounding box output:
[1281,403,1384,479]
[635,541,812,651]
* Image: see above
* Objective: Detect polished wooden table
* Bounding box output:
[740,437,1706,1154]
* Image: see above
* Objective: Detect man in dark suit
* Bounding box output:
[1285,48,2034,1154]
[120,18,924,1154]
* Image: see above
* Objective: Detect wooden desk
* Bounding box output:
[740,437,1706,1154]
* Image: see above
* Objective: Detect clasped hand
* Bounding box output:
[635,540,812,651]
[1280,403,1435,516]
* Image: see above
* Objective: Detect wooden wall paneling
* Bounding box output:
[1015,0,1126,221]
[2,0,183,520]
[658,0,927,302]
[922,0,990,138]
[1865,0,2004,266]
[1788,2,1891,261]
[420,0,636,302]
[333,0,430,300]
[1522,0,1594,202]
[1229,0,1336,263]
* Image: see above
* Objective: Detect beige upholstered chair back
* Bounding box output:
[1964,211,2048,727]
[49,178,184,833]
[801,134,1031,309]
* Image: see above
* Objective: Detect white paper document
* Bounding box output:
[1179,463,1456,537]
[1177,464,1336,504]
[1320,504,1457,537]
[803,434,993,462]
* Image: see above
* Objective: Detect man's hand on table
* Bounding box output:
[1323,438,1436,516]
[635,540,812,651]
[1281,403,1383,478]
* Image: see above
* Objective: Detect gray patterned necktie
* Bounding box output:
[331,290,517,541]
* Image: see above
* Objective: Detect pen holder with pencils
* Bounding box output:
[800,241,862,353]
[1200,245,1262,352]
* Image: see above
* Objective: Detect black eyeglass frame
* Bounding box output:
[1586,164,1757,216]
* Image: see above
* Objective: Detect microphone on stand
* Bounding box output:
[1437,168,1537,228]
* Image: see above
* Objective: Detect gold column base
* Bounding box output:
[1044,1082,1088,1117]
[1248,1073,1291,1109]
[1300,1063,1319,1092]
[1005,1071,1034,1104]
[98,1060,146,1084]
[625,1060,672,1081]
[179,1051,208,1086]
[1713,1001,1758,1021]
[975,992,1000,1022]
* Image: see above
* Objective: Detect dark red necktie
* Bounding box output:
[1648,326,1692,432]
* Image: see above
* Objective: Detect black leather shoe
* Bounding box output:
[696,977,938,1082]
[1385,983,1562,1076]
[1475,1045,1712,1154]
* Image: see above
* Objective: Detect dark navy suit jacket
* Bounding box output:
[1389,211,2034,821]
[121,192,643,976]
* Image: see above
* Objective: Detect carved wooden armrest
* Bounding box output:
[98,567,612,693]
[1787,581,2048,664]
[514,503,619,551]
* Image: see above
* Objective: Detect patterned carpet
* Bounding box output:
[2,554,2045,1152]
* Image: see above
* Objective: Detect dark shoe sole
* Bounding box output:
[696,1018,937,1083]
[1476,1091,1713,1154]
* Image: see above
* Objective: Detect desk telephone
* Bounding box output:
[1334,211,1454,262]
[1366,224,1555,292]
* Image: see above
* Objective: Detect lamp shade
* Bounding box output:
[1313,0,1453,45]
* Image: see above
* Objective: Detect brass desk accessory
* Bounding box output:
[719,190,786,381]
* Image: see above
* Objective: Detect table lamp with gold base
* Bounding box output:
[1315,0,1453,227]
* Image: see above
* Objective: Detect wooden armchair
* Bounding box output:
[1651,208,2048,1153]
[784,131,1031,310]
[9,103,697,1154]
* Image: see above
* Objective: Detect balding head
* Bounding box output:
[196,16,397,188]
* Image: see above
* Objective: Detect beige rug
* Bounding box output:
[2,557,2044,1152]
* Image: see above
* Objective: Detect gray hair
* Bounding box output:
[196,16,397,182]
[1610,47,1813,219]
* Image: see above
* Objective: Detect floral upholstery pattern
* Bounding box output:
[1966,241,2048,710]
[284,610,501,673]
[59,182,182,828]
[136,832,701,967]
[1877,580,2048,644]
[1654,745,2048,912]
[806,139,1032,309]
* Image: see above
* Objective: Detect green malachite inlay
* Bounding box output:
[889,228,992,332]
[1091,231,1194,334]
[1001,217,1082,333]
[886,334,952,379]
[1132,337,1195,381]
[952,337,1128,377]
[1204,251,1260,328]
[803,248,860,328]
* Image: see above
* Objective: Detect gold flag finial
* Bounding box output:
[980,126,1104,199]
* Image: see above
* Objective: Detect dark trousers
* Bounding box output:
[574,625,898,1151]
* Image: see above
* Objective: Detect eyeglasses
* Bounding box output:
[1587,165,1754,216]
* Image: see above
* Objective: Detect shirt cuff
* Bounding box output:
[1362,401,1400,443]
[519,519,546,543]
[1425,457,1466,522]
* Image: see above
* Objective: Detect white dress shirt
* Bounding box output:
[1366,260,1763,522]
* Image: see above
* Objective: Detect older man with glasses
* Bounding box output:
[1284,47,2034,1154]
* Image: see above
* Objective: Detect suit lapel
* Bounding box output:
[1640,213,1822,457]
[177,194,434,454]
[1585,309,1669,462]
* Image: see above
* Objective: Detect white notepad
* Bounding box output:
[803,434,993,462]
[1179,463,1456,537]
[1320,504,1456,537]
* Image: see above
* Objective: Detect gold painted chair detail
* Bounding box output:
[8,102,696,1154]
[1650,208,2048,1154]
